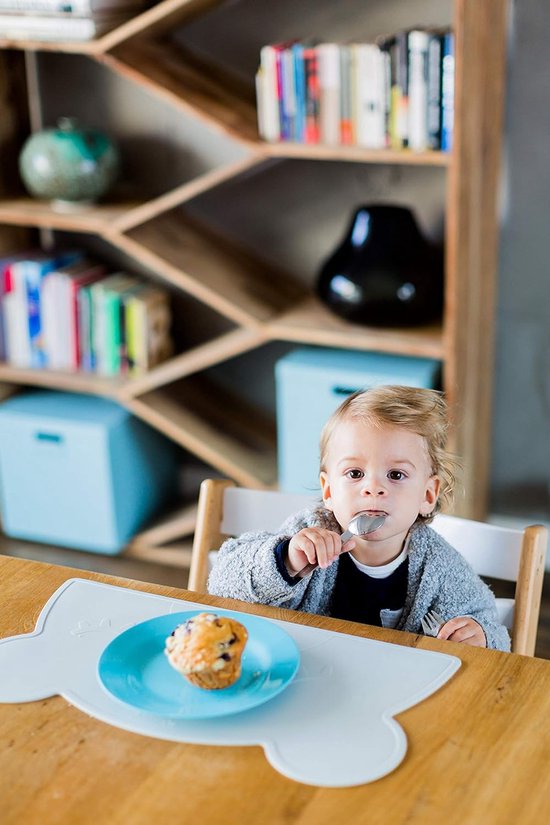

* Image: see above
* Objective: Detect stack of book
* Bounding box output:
[0,249,174,376]
[0,0,150,42]
[255,29,454,152]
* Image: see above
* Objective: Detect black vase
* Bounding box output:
[316,205,443,327]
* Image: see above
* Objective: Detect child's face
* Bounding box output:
[320,417,440,557]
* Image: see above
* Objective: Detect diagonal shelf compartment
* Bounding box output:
[100,37,258,145]
[268,295,445,359]
[113,210,307,327]
[125,377,277,488]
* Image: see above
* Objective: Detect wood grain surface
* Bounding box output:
[1,555,549,825]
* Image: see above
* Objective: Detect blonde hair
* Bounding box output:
[319,385,457,523]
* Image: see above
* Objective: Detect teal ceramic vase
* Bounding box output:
[18,117,120,211]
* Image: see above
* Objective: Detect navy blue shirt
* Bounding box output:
[275,540,409,627]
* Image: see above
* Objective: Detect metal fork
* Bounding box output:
[420,609,445,637]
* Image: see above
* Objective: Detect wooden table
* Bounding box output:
[1,555,549,825]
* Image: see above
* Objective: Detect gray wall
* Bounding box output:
[490,0,550,519]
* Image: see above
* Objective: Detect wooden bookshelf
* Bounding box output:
[0,0,509,568]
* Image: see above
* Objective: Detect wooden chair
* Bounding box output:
[189,479,548,656]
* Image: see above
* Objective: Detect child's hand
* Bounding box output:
[437,616,487,647]
[286,528,353,576]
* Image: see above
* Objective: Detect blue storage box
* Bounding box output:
[275,348,441,494]
[0,391,178,554]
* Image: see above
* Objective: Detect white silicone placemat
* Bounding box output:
[0,579,460,787]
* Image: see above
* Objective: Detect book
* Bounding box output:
[125,284,173,375]
[318,43,341,146]
[292,42,306,143]
[385,30,409,149]
[55,259,106,370]
[3,250,78,368]
[353,43,387,149]
[0,11,132,40]
[441,31,455,152]
[339,44,353,145]
[0,0,147,13]
[91,272,139,375]
[257,44,280,142]
[303,45,320,144]
[426,32,442,150]
[407,30,430,151]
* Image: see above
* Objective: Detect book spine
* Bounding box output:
[426,33,442,149]
[354,44,386,150]
[0,0,141,13]
[282,46,298,141]
[407,30,430,151]
[25,261,48,369]
[441,32,455,152]
[102,290,121,375]
[318,43,340,146]
[390,30,409,149]
[303,47,320,144]
[258,45,280,142]
[77,284,94,371]
[292,42,306,143]
[339,44,353,145]
[3,262,31,367]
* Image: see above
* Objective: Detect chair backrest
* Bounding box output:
[189,479,548,656]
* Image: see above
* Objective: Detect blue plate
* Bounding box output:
[97,610,300,719]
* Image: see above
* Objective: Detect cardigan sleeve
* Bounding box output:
[207,507,324,608]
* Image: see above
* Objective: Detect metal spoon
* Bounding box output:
[292,512,387,578]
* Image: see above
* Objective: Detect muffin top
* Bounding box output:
[165,612,248,674]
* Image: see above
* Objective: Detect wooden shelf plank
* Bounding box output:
[262,142,451,167]
[0,0,224,54]
[128,501,197,548]
[267,295,445,359]
[0,197,142,233]
[126,388,277,489]
[114,213,307,326]
[100,39,258,145]
[122,541,193,567]
[0,364,125,395]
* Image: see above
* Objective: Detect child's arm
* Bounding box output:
[207,506,340,609]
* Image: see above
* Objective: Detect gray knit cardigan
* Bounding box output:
[208,505,511,652]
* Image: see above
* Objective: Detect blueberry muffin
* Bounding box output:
[165,612,248,689]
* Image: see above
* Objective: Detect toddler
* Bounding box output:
[208,385,510,651]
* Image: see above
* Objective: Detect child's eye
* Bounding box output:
[388,470,406,481]
[346,469,364,480]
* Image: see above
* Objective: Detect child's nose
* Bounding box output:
[360,475,387,496]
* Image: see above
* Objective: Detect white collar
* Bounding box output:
[349,533,411,579]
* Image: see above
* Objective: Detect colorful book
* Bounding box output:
[303,45,320,144]
[125,284,173,375]
[339,44,353,145]
[407,30,430,151]
[427,32,442,149]
[54,259,106,370]
[354,43,387,149]
[0,0,147,13]
[257,44,280,142]
[292,42,306,143]
[91,272,139,376]
[4,250,78,368]
[318,43,341,146]
[441,31,455,152]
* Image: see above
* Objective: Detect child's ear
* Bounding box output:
[320,471,333,511]
[421,475,441,516]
